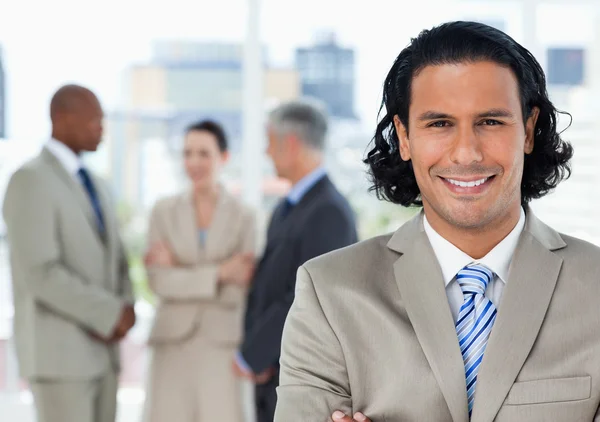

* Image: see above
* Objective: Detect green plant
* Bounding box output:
[116,200,155,304]
[128,253,155,304]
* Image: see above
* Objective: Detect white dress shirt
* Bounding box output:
[423,207,526,321]
[45,137,83,177]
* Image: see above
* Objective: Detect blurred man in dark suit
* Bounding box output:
[233,99,358,422]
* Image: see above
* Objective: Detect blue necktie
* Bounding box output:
[455,263,497,416]
[280,197,294,219]
[77,167,105,234]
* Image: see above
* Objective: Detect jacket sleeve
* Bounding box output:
[2,168,124,338]
[240,206,258,255]
[145,200,220,300]
[274,265,352,420]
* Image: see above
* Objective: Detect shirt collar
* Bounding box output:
[286,166,327,205]
[46,138,83,177]
[423,207,526,286]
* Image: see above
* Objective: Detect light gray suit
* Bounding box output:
[2,147,134,422]
[275,208,600,421]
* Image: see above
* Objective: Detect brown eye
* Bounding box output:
[429,120,451,128]
[481,119,502,126]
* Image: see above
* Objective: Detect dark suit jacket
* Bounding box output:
[241,175,358,373]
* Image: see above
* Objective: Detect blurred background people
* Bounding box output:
[233,99,358,422]
[1,2,599,422]
[1,84,135,422]
[143,120,257,422]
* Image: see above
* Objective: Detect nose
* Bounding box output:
[92,121,103,137]
[448,124,483,165]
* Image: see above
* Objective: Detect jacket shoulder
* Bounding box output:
[303,233,395,284]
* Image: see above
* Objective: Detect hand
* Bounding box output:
[231,359,275,384]
[219,253,255,286]
[232,357,252,378]
[88,330,114,344]
[88,304,136,344]
[144,242,176,267]
[332,411,371,422]
[254,367,276,385]
[111,304,136,340]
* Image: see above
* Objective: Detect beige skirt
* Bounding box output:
[143,329,244,422]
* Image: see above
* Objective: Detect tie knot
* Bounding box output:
[78,167,90,181]
[456,263,494,296]
[280,197,294,217]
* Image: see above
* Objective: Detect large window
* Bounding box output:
[547,47,585,86]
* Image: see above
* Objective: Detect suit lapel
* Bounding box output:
[203,187,232,259]
[92,174,115,247]
[389,208,566,422]
[471,211,565,422]
[177,191,201,262]
[295,175,329,206]
[41,148,104,243]
[388,213,470,422]
[267,176,330,240]
[268,200,287,237]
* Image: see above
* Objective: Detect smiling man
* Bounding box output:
[274,21,600,422]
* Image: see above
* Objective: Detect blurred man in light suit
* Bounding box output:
[276,22,600,422]
[2,84,135,422]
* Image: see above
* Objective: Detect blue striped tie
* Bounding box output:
[455,263,497,416]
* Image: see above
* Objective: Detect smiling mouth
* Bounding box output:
[438,175,496,194]
[443,176,492,187]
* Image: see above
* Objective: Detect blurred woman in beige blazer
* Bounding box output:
[143,120,256,422]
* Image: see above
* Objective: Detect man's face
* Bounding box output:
[65,95,104,153]
[266,126,294,180]
[394,61,539,231]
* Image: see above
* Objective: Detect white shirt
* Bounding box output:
[45,138,83,178]
[423,207,526,322]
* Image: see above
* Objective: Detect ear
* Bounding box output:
[393,115,411,161]
[221,150,231,164]
[524,107,539,155]
[288,133,301,155]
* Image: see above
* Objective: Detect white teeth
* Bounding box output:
[446,177,489,187]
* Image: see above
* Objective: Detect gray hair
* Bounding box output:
[268,98,329,151]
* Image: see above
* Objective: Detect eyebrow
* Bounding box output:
[417,108,515,121]
[477,108,515,119]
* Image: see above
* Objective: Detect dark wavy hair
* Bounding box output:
[364,21,573,206]
[186,119,229,152]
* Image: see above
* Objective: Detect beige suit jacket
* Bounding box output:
[276,208,600,422]
[146,189,256,346]
[2,148,133,380]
